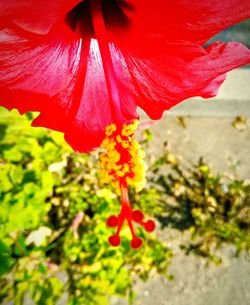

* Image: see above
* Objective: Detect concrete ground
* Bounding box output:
[112,245,250,305]
[148,116,250,179]
[111,68,250,305]
[144,68,250,179]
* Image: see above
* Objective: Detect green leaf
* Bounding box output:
[3,147,23,162]
[0,240,14,276]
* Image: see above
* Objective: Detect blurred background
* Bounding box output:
[0,20,250,305]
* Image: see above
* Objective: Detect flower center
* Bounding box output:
[100,121,155,249]
[65,0,132,38]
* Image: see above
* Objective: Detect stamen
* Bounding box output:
[100,120,155,248]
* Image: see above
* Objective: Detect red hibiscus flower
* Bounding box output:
[1,0,250,248]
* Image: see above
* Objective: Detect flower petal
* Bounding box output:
[0,31,137,152]
[0,27,79,111]
[119,41,250,119]
[112,0,250,51]
[0,0,80,35]
[59,40,138,152]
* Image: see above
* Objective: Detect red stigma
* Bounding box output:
[106,185,155,249]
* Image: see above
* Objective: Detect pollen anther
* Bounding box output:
[100,120,146,192]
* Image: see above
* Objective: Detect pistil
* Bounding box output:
[89,0,123,125]
[89,0,155,248]
[100,121,155,249]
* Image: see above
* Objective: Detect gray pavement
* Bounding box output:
[112,244,250,305]
[142,68,250,179]
[148,116,250,179]
[166,69,250,117]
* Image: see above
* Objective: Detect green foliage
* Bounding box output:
[0,108,171,305]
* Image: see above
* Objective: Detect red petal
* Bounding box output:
[120,41,250,119]
[0,27,78,99]
[0,26,79,118]
[0,31,138,152]
[0,0,80,35]
[112,0,250,51]
[61,40,138,152]
[1,1,250,153]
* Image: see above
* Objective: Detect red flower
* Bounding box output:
[1,0,250,151]
[1,0,250,247]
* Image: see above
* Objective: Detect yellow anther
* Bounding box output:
[116,135,122,143]
[122,164,129,173]
[114,164,122,170]
[131,140,139,151]
[121,141,130,149]
[100,153,107,159]
[106,162,116,170]
[107,142,116,150]
[100,120,146,193]
[125,177,133,185]
[100,138,110,149]
[121,128,132,137]
[122,120,139,136]
[117,170,126,177]
[107,150,119,158]
[129,150,137,157]
[131,119,139,128]
[100,161,107,168]
[137,149,145,158]
[105,124,117,136]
